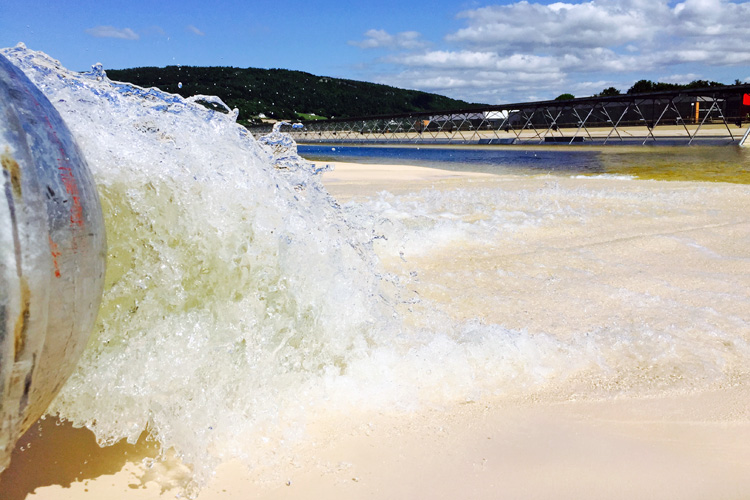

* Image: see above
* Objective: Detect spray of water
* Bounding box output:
[3,44,749,492]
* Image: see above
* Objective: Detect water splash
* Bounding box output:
[1,44,397,486]
[3,44,749,493]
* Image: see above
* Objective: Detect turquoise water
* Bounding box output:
[299,144,750,183]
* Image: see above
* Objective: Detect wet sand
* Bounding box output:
[4,387,750,500]
[2,161,750,499]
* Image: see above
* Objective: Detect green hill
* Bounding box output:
[105,66,478,125]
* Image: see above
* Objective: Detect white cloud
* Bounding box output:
[353,0,750,103]
[186,25,205,36]
[446,0,663,52]
[378,64,569,103]
[391,48,639,77]
[659,73,702,84]
[444,0,750,66]
[350,29,427,50]
[671,0,746,37]
[85,26,139,40]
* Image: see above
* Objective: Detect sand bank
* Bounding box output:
[2,161,750,499]
[320,161,498,200]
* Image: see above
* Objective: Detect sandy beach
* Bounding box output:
[3,161,750,499]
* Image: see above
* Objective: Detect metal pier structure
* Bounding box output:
[249,84,750,146]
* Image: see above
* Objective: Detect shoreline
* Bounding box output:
[2,161,750,499]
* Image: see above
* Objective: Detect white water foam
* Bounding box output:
[3,44,750,492]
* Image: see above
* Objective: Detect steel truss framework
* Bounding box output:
[249,85,750,146]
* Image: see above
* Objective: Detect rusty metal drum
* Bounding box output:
[0,53,106,470]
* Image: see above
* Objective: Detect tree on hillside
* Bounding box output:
[598,87,621,96]
[683,79,723,89]
[627,80,657,94]
[554,93,575,101]
[627,79,725,95]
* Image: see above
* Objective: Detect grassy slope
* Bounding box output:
[106,66,478,125]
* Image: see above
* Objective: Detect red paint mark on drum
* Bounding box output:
[48,235,62,278]
[27,94,85,230]
[41,114,85,229]
[57,164,84,227]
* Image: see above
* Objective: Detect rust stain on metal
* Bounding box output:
[48,235,62,278]
[1,147,22,198]
[14,278,30,361]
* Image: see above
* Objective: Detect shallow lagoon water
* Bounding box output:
[299,144,750,183]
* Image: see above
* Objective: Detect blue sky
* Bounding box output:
[2,0,750,104]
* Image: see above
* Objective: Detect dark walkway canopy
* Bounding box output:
[249,84,750,146]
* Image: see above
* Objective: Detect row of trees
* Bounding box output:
[557,79,745,101]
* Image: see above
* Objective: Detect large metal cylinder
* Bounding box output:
[0,53,106,470]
